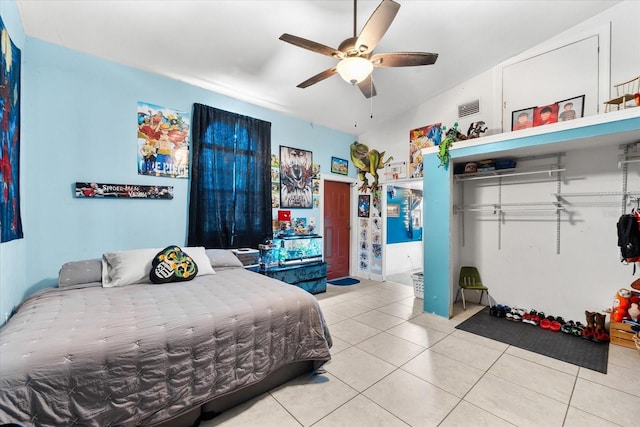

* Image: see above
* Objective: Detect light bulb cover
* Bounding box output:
[336,57,373,84]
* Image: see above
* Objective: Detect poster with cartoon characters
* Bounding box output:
[137,101,190,179]
[409,123,442,178]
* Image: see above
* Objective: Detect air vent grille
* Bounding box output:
[458,100,480,118]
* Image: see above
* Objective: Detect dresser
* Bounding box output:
[260,262,327,294]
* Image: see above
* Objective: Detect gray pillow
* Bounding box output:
[205,249,243,269]
[58,259,103,287]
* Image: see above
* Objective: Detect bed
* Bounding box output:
[0,247,332,426]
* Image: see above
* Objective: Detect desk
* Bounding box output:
[260,262,327,294]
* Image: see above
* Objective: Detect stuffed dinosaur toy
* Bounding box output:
[350,141,393,192]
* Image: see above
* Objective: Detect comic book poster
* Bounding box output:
[280,146,313,208]
[137,101,190,179]
[409,122,442,178]
[0,17,23,242]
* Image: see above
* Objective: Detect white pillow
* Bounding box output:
[183,246,216,276]
[102,246,215,287]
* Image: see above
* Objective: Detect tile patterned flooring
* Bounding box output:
[202,279,640,427]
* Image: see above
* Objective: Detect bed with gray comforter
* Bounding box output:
[0,249,332,426]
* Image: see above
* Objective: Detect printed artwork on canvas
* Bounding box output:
[0,18,23,242]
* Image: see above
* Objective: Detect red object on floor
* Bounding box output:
[540,318,551,329]
[550,321,562,332]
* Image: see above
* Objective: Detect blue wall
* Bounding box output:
[0,26,355,320]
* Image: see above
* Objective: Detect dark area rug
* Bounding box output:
[456,307,609,373]
[327,277,360,286]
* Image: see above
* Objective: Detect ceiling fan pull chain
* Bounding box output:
[370,78,374,119]
[353,83,358,128]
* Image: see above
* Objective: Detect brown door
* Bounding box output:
[324,181,351,279]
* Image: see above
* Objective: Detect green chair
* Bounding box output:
[456,266,491,310]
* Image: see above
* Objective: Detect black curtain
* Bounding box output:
[188,103,271,249]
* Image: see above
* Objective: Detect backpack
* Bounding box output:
[617,213,640,264]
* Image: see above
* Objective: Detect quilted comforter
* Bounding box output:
[0,268,332,426]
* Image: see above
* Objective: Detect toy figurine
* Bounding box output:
[467,121,488,139]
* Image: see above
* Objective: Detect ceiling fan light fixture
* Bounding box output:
[336,57,373,85]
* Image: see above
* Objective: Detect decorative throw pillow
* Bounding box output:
[149,246,198,284]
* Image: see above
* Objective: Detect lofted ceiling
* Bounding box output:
[16,0,620,135]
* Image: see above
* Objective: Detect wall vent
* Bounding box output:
[458,100,480,118]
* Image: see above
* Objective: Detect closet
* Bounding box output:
[422,109,640,320]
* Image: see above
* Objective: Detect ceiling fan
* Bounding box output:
[279,0,438,98]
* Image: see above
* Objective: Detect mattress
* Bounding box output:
[0,268,332,426]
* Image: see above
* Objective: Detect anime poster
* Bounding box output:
[409,122,442,178]
[369,186,383,275]
[271,162,280,208]
[359,219,370,271]
[358,194,370,218]
[137,101,190,179]
[280,146,313,208]
[0,18,23,242]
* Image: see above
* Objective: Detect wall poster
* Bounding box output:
[75,182,173,199]
[280,146,313,208]
[0,18,23,242]
[409,123,442,178]
[137,101,190,179]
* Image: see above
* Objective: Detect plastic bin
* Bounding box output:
[411,272,424,299]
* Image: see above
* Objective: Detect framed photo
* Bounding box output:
[331,157,348,175]
[532,103,559,127]
[511,107,534,131]
[358,195,371,218]
[556,95,585,122]
[387,204,400,217]
[280,146,313,208]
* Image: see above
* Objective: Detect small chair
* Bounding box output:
[604,76,640,112]
[456,266,491,310]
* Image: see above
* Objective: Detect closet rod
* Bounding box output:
[455,168,565,181]
[554,191,640,198]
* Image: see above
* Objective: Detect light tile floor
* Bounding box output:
[203,279,640,427]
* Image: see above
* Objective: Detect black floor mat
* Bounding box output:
[455,307,609,373]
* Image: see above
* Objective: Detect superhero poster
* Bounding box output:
[0,18,23,242]
[280,146,313,209]
[137,101,190,179]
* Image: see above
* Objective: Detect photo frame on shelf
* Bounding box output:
[331,157,348,175]
[532,103,559,127]
[511,107,534,131]
[556,95,585,122]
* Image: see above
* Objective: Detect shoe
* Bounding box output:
[571,322,585,337]
[560,320,575,334]
[489,305,498,317]
[540,318,551,329]
[530,310,541,326]
[550,321,562,332]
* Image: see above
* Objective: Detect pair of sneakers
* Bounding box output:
[506,307,525,322]
[522,309,542,326]
[489,304,509,318]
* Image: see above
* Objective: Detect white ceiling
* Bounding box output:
[16,0,620,135]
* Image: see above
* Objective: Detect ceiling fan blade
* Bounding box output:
[297,67,338,89]
[357,75,377,98]
[279,33,343,59]
[371,52,439,67]
[355,0,400,54]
